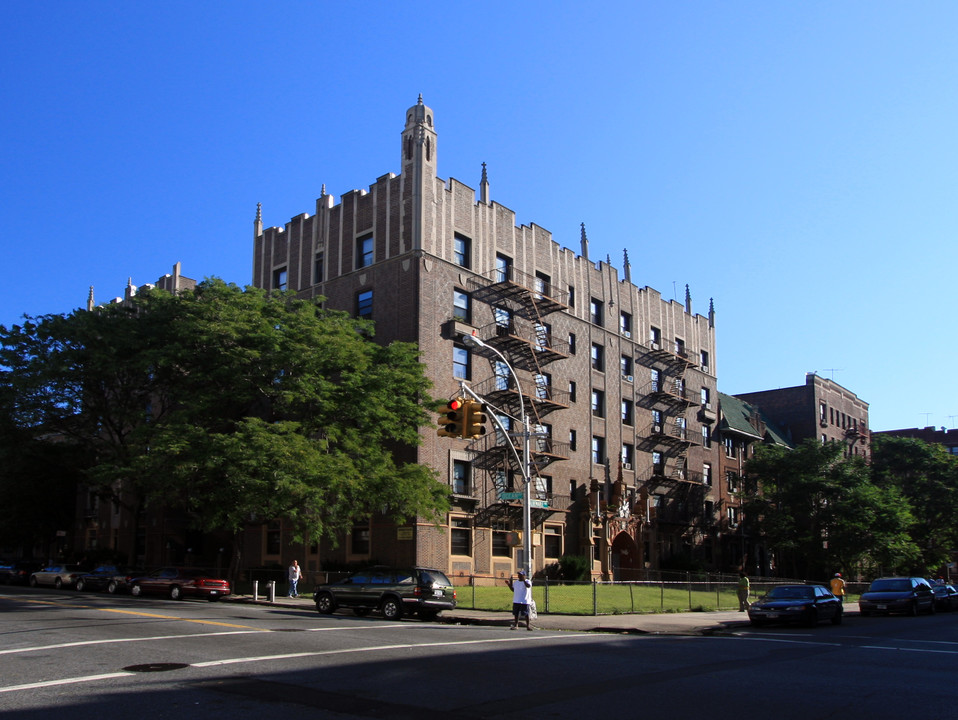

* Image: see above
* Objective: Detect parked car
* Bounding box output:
[129,567,230,601]
[747,584,844,627]
[0,560,43,585]
[314,566,457,621]
[75,565,145,593]
[859,577,935,616]
[29,564,84,589]
[931,584,958,612]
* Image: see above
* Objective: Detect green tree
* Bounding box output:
[870,435,958,574]
[0,279,449,570]
[743,440,917,579]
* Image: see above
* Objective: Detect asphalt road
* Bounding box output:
[2,586,957,718]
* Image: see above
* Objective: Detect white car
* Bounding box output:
[29,564,84,589]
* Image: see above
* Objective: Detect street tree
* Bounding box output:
[743,440,917,579]
[0,279,449,570]
[870,435,958,574]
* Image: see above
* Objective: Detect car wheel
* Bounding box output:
[353,607,371,617]
[804,609,818,627]
[419,610,439,622]
[381,597,403,621]
[170,586,183,601]
[315,592,336,614]
[928,602,936,615]
[76,579,85,592]
[831,608,843,625]
[131,583,142,597]
[909,601,919,617]
[54,577,63,590]
[29,576,38,587]
[107,580,118,594]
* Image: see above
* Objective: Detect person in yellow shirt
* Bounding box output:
[830,572,846,602]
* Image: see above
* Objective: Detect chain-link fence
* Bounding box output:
[452,573,867,615]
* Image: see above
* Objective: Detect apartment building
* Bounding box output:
[251,98,722,579]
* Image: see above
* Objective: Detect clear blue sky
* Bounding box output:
[2,2,955,432]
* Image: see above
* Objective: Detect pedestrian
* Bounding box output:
[288,560,302,598]
[829,572,846,602]
[737,571,751,611]
[507,570,533,630]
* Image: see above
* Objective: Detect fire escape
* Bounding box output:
[635,339,704,534]
[465,266,571,529]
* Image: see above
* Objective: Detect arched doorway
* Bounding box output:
[610,530,641,581]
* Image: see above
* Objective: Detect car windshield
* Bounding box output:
[767,586,813,600]
[869,579,910,592]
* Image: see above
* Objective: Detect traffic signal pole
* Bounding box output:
[460,332,533,578]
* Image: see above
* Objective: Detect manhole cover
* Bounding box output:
[123,663,189,673]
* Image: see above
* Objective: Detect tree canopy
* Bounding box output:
[0,279,449,559]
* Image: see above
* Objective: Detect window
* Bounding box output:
[674,337,685,357]
[494,360,510,391]
[621,443,634,466]
[621,355,633,378]
[495,253,512,283]
[620,311,632,337]
[313,252,324,284]
[569,428,577,451]
[568,380,577,403]
[652,451,664,475]
[273,267,288,291]
[493,306,512,333]
[266,521,281,555]
[725,436,736,458]
[701,387,711,407]
[492,531,512,557]
[544,526,562,559]
[700,350,709,370]
[357,290,373,319]
[534,322,550,351]
[726,471,739,493]
[453,234,471,268]
[702,425,711,448]
[568,285,575,308]
[621,399,633,425]
[568,332,576,355]
[703,463,712,486]
[820,402,827,423]
[453,344,470,380]
[451,517,471,556]
[652,409,662,430]
[591,389,605,418]
[650,368,660,392]
[591,343,604,371]
[591,436,605,465]
[534,271,551,299]
[453,290,471,322]
[727,507,739,527]
[351,526,370,554]
[650,326,661,347]
[590,298,603,326]
[356,234,374,268]
[452,460,471,495]
[676,416,687,439]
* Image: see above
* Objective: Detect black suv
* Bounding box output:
[313,566,457,621]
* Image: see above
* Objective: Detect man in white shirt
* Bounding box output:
[507,570,533,630]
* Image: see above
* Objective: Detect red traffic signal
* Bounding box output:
[437,398,466,438]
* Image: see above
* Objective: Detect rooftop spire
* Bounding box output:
[580,223,589,260]
[685,284,692,314]
[254,202,263,237]
[623,248,632,283]
[480,162,489,204]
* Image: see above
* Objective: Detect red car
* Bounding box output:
[129,567,231,601]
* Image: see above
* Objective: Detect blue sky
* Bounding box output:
[2,2,955,432]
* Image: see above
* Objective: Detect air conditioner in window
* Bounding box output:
[651,342,660,350]
[653,424,662,434]
[623,462,632,470]
[622,331,631,338]
[701,365,710,374]
[704,402,712,410]
[623,375,634,383]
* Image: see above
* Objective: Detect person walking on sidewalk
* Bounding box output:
[830,572,846,602]
[507,570,533,630]
[737,571,751,611]
[288,560,302,598]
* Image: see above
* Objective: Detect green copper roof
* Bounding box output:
[718,392,792,447]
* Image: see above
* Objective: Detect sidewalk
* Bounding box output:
[229,593,752,636]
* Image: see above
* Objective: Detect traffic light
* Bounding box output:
[436,397,466,438]
[463,399,488,439]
